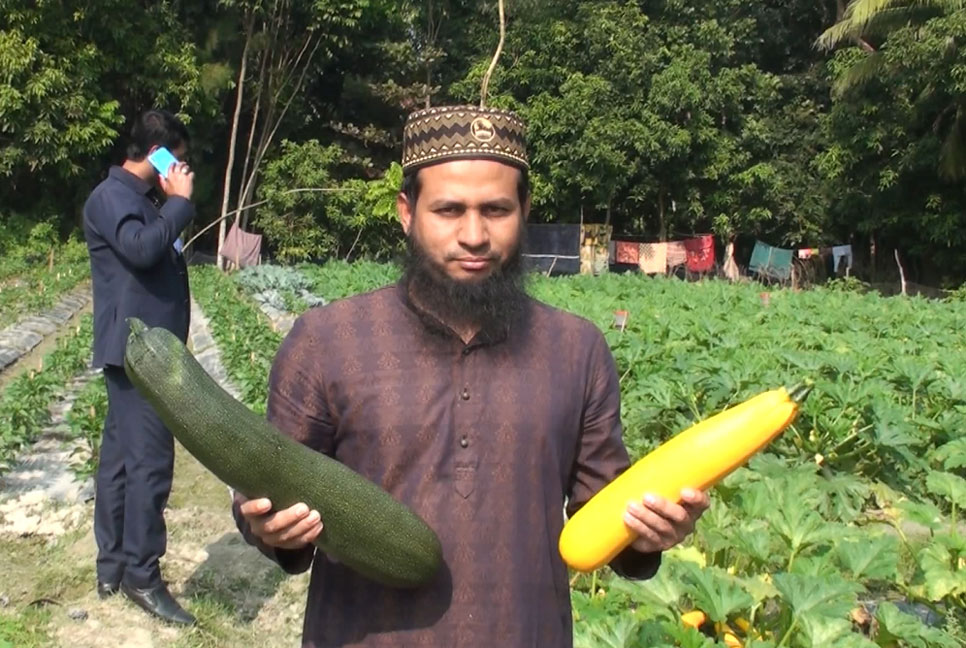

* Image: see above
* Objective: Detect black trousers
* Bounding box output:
[94,364,174,588]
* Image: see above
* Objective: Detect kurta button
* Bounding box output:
[461,388,470,400]
[460,436,469,448]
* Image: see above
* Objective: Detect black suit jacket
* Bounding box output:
[82,166,194,368]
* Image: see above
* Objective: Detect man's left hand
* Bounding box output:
[623,488,710,553]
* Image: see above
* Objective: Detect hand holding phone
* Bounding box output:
[160,166,194,200]
[147,147,180,179]
[150,148,194,200]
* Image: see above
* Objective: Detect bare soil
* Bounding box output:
[0,440,311,648]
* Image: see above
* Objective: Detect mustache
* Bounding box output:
[446,252,500,262]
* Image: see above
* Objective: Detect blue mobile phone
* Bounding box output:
[147,147,179,178]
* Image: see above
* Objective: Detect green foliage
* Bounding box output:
[65,373,107,481]
[825,276,870,294]
[254,141,401,262]
[681,563,755,623]
[0,0,221,219]
[0,22,121,177]
[0,229,90,328]
[0,608,52,648]
[296,258,401,301]
[874,602,961,648]
[448,1,824,246]
[234,264,326,311]
[0,315,93,473]
[815,0,961,54]
[0,212,38,257]
[4,0,966,283]
[235,264,313,296]
[944,283,966,302]
[189,265,282,413]
[932,438,966,470]
[817,7,966,277]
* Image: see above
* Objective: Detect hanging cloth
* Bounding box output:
[723,241,740,281]
[638,242,667,275]
[219,221,263,268]
[665,241,688,268]
[749,240,793,280]
[832,245,853,273]
[684,235,715,273]
[614,241,640,265]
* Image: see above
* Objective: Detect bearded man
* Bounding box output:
[232,105,709,647]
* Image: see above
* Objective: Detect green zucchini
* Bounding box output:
[122,317,443,588]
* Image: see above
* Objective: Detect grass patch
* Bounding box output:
[167,443,232,513]
[0,607,53,648]
[169,595,239,648]
[0,528,95,606]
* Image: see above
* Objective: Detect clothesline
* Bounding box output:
[609,236,714,274]
[747,240,853,280]
[608,235,854,278]
[524,223,854,279]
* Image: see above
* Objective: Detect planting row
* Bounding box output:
[0,316,94,473]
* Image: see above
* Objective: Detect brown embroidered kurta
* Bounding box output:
[232,282,660,647]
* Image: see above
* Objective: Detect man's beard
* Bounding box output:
[402,229,528,338]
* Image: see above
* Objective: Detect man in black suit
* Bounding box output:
[82,109,196,625]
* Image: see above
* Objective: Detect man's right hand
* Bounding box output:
[238,497,324,550]
[159,162,194,200]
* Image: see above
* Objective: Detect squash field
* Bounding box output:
[5,263,955,646]
[223,262,966,648]
[527,275,966,648]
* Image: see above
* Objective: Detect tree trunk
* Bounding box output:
[657,188,666,242]
[425,0,434,108]
[237,45,268,231]
[217,14,254,271]
[895,249,907,296]
[235,33,320,227]
[234,5,286,225]
[869,231,877,282]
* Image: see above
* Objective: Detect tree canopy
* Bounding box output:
[2,0,965,284]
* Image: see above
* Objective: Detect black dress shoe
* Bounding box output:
[120,582,196,626]
[96,581,119,599]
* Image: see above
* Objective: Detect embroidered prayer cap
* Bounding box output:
[401,104,529,173]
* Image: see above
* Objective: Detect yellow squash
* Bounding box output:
[558,383,811,572]
[723,632,743,648]
[680,610,708,629]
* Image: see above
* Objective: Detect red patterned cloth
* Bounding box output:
[684,235,715,273]
[666,241,687,268]
[614,240,640,264]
